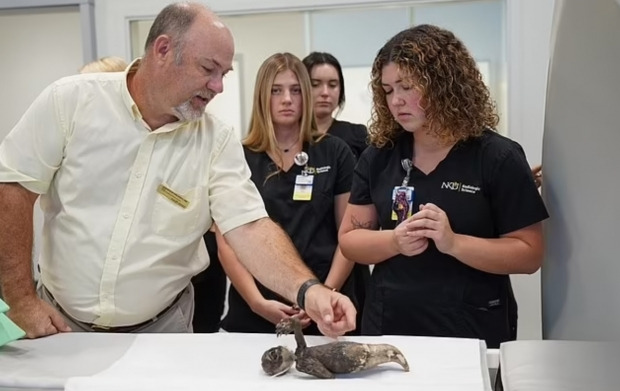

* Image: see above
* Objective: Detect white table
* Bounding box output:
[0,333,496,391]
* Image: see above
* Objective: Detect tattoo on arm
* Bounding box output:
[351,215,373,230]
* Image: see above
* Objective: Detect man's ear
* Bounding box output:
[152,35,173,62]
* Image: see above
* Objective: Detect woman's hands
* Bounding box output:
[399,203,456,255]
[392,215,429,256]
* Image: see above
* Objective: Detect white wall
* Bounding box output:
[0,6,83,140]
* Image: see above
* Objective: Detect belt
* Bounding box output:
[44,285,185,333]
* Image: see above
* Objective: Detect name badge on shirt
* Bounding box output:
[293,175,314,201]
[157,184,190,209]
[391,186,414,223]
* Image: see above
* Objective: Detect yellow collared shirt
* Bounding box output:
[0,61,266,327]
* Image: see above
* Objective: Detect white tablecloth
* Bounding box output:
[0,333,137,390]
[0,333,493,391]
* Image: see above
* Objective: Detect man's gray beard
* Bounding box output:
[173,100,204,122]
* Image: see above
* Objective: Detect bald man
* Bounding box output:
[0,2,356,339]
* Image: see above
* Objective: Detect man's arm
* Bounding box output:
[223,218,314,303]
[0,183,70,338]
[223,217,356,336]
[0,183,38,305]
[215,225,302,326]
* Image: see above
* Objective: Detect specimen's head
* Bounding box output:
[261,346,295,376]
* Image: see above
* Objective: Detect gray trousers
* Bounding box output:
[38,283,194,333]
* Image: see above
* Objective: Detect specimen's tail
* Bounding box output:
[367,343,410,372]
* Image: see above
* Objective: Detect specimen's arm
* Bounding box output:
[292,317,307,352]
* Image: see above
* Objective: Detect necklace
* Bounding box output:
[278,136,300,153]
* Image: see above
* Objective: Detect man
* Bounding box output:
[0,2,355,339]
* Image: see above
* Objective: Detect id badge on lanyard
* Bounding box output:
[391,186,414,222]
[292,151,312,201]
[391,158,415,223]
[293,173,314,201]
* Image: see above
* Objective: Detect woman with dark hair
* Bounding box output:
[338,25,548,348]
[302,52,368,159]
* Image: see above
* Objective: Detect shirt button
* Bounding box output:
[123,213,130,219]
[111,255,118,260]
[135,173,142,178]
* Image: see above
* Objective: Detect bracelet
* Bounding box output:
[296,278,321,311]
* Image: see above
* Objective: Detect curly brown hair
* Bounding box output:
[369,24,499,148]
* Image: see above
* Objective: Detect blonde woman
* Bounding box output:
[216,53,356,334]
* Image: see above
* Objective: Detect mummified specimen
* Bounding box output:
[261,317,410,379]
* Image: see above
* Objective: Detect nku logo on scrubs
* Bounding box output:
[441,181,480,194]
[304,166,331,175]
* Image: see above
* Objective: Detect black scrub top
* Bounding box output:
[221,135,355,333]
[349,129,548,348]
[327,119,368,160]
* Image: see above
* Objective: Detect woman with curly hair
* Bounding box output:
[215,53,356,334]
[338,25,548,348]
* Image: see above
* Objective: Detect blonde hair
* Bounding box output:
[244,53,320,174]
[79,56,128,74]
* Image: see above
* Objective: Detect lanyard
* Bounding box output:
[401,158,413,187]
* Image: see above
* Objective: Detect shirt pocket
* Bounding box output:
[152,185,203,237]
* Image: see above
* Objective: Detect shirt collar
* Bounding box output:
[121,58,143,121]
